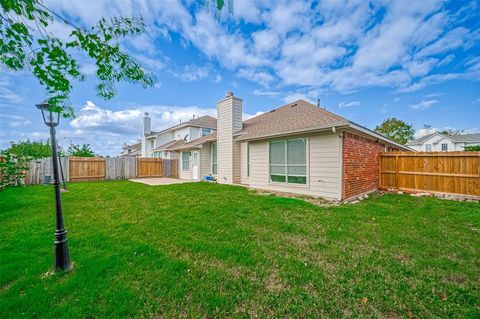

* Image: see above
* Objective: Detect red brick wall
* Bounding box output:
[342,132,386,200]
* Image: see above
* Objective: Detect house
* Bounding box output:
[168,92,410,201]
[140,112,216,158]
[406,132,480,151]
[120,142,141,157]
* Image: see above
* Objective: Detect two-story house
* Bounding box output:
[140,113,217,158]
[406,132,480,151]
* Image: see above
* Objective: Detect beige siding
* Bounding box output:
[217,96,242,184]
[200,143,212,177]
[247,132,342,200]
[240,141,249,185]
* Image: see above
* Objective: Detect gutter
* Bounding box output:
[347,122,413,151]
[234,122,350,141]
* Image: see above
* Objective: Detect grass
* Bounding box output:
[1,181,479,318]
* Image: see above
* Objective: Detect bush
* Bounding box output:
[464,145,480,151]
[0,152,29,189]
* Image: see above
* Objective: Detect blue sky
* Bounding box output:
[1,0,479,155]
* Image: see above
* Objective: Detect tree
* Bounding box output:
[3,140,51,159]
[68,144,95,157]
[1,0,156,117]
[439,129,464,136]
[374,118,415,145]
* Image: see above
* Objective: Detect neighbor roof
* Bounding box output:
[148,115,217,138]
[172,132,217,151]
[405,133,437,146]
[406,132,480,146]
[235,100,349,141]
[448,133,480,143]
[122,142,141,151]
[151,139,186,151]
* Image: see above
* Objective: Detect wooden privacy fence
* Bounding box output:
[25,156,178,184]
[137,158,178,178]
[69,157,105,182]
[380,152,480,196]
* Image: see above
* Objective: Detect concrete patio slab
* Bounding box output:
[129,178,194,186]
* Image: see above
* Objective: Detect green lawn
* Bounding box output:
[1,181,479,318]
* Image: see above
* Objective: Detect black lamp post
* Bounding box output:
[36,100,72,272]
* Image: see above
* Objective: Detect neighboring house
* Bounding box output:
[170,92,410,201]
[140,112,216,158]
[120,142,141,157]
[406,132,480,151]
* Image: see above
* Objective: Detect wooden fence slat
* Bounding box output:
[380,151,480,196]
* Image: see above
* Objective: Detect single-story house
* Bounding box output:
[406,132,480,151]
[170,92,410,201]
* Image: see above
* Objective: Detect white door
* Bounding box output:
[192,151,199,180]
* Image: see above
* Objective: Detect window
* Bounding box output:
[153,151,163,158]
[247,142,250,177]
[150,140,154,148]
[269,139,307,185]
[202,128,212,136]
[425,144,432,151]
[211,142,217,174]
[441,143,448,151]
[182,152,190,171]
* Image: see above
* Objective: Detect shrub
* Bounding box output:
[464,145,480,151]
[0,152,29,189]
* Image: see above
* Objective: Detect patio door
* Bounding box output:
[192,151,199,180]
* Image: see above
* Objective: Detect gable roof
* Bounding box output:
[235,99,349,141]
[405,133,438,146]
[151,139,186,151]
[233,99,410,151]
[406,132,480,146]
[172,132,217,151]
[147,115,217,138]
[449,133,480,143]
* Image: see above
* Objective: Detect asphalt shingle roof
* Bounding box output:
[172,132,217,150]
[406,133,480,145]
[234,99,349,141]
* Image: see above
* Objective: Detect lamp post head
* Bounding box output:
[36,100,60,127]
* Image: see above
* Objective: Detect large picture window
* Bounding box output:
[182,152,190,171]
[211,142,217,174]
[269,139,307,184]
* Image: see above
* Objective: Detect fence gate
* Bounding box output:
[137,158,163,177]
[69,157,106,182]
[380,152,480,196]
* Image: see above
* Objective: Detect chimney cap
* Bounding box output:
[144,112,149,117]
[226,91,234,97]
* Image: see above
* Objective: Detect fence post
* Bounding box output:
[395,154,399,188]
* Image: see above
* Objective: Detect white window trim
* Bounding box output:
[268,138,309,187]
[182,151,190,171]
[247,142,250,177]
[210,142,217,175]
[441,143,448,151]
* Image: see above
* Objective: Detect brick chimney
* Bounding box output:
[217,92,242,184]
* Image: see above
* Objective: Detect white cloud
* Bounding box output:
[175,64,210,82]
[338,101,360,108]
[409,99,438,110]
[252,89,281,97]
[415,127,438,138]
[213,74,222,83]
[41,0,480,94]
